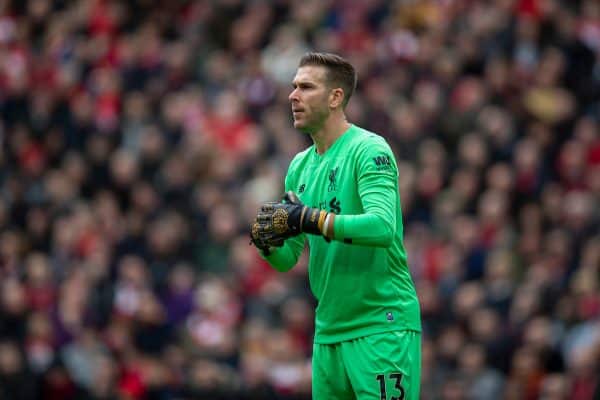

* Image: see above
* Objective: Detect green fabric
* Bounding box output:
[312,330,421,400]
[263,125,421,343]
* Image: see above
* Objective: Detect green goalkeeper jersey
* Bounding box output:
[263,124,421,344]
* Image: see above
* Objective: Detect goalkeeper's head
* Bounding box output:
[298,52,357,108]
[289,52,357,134]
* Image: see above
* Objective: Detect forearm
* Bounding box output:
[327,213,394,247]
[260,235,305,272]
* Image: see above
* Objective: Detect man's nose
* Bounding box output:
[289,88,298,102]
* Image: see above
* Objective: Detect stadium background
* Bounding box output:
[0,0,599,399]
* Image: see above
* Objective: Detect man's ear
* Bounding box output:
[329,88,345,109]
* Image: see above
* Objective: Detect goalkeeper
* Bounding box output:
[251,52,421,400]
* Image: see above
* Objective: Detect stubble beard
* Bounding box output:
[295,107,329,135]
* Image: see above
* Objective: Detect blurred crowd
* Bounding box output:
[0,0,599,399]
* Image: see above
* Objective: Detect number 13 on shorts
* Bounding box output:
[312,330,421,399]
[376,372,405,400]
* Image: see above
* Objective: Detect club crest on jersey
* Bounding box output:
[328,167,338,192]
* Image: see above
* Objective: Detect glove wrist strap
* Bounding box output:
[302,207,328,235]
[299,206,308,228]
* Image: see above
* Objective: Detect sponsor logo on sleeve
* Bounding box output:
[372,155,392,171]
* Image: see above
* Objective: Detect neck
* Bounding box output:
[310,113,351,154]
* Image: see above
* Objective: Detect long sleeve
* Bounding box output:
[260,233,305,272]
[333,139,398,247]
[259,161,306,272]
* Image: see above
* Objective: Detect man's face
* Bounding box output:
[289,66,331,133]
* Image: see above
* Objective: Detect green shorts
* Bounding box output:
[312,330,421,400]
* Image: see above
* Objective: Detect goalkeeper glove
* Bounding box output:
[250,191,331,254]
[278,191,329,236]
